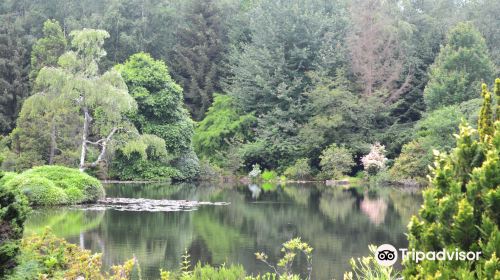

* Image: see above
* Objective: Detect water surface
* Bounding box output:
[25,183,422,279]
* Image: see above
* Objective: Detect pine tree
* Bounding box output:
[226,0,348,169]
[403,81,500,279]
[479,84,494,143]
[424,22,495,111]
[0,16,31,134]
[170,0,228,120]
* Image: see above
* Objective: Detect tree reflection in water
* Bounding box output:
[25,183,422,279]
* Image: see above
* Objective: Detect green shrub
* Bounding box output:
[261,170,277,181]
[171,263,246,280]
[197,160,223,181]
[2,166,104,205]
[319,144,355,179]
[403,82,500,279]
[5,176,68,206]
[64,187,85,204]
[391,99,481,182]
[343,245,401,280]
[284,158,313,180]
[173,150,200,181]
[110,134,183,181]
[390,138,432,185]
[0,183,30,278]
[0,172,17,185]
[10,230,135,280]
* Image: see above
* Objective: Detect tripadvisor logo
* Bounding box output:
[375,244,482,267]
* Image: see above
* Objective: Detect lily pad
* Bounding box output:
[73,197,230,212]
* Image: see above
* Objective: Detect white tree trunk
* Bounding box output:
[79,107,91,172]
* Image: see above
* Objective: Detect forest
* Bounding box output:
[0,0,499,279]
[0,0,497,183]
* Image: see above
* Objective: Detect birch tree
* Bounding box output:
[12,28,137,171]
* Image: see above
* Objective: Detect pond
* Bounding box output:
[24,183,422,279]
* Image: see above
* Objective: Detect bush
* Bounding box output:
[284,158,313,180]
[22,166,104,202]
[391,99,481,182]
[6,176,68,205]
[403,82,500,279]
[261,170,277,181]
[390,139,432,185]
[0,172,17,185]
[319,144,355,179]
[10,230,135,280]
[343,245,401,280]
[0,182,30,278]
[161,263,246,280]
[197,160,223,181]
[110,134,180,181]
[361,143,388,176]
[248,164,261,179]
[2,166,104,205]
[173,150,200,181]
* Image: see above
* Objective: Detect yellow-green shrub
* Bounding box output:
[9,230,134,280]
[403,82,500,279]
[3,165,104,205]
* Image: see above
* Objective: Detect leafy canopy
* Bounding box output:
[424,22,495,111]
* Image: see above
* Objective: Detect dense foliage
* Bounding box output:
[403,82,500,278]
[319,144,355,179]
[193,94,255,167]
[0,176,29,278]
[9,230,135,280]
[423,22,495,111]
[391,99,481,182]
[0,0,498,180]
[2,166,104,206]
[113,52,199,180]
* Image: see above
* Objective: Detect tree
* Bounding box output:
[227,0,348,169]
[390,99,481,182]
[346,0,411,101]
[319,144,355,179]
[404,82,500,279]
[423,22,495,111]
[170,0,229,120]
[58,29,136,171]
[193,94,255,166]
[115,52,199,180]
[0,15,31,135]
[479,84,494,142]
[466,0,500,73]
[110,134,179,181]
[29,19,67,82]
[10,28,137,173]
